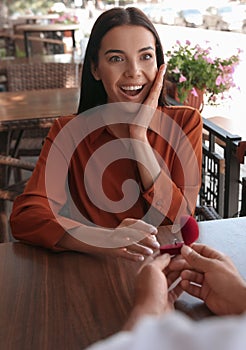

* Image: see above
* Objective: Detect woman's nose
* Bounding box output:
[124,61,141,78]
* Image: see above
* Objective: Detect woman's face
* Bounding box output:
[91,25,158,105]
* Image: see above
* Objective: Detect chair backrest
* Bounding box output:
[7,62,82,92]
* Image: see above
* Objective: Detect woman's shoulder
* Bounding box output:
[159,105,202,126]
[161,104,200,116]
[54,114,77,127]
[47,114,78,139]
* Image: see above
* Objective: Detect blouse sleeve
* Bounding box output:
[10,117,81,251]
[142,107,203,224]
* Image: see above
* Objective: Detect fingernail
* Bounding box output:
[160,64,166,74]
[146,248,154,255]
[152,241,160,249]
[181,245,192,255]
[149,226,158,234]
[138,255,145,261]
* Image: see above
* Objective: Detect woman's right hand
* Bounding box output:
[112,218,160,261]
[58,218,160,262]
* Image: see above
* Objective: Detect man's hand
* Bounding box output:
[123,253,182,330]
[179,244,246,315]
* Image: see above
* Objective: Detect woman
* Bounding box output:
[10,7,202,261]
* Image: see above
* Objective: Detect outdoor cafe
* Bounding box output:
[0,2,246,349]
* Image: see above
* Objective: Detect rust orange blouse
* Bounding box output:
[10,105,202,250]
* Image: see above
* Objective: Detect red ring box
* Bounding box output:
[160,216,199,255]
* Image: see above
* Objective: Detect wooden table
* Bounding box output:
[0,87,79,130]
[0,217,245,349]
[16,24,80,57]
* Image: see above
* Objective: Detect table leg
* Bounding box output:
[0,131,11,242]
[0,131,11,186]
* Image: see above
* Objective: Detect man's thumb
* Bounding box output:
[181,245,212,272]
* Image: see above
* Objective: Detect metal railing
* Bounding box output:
[166,95,245,217]
[201,118,245,218]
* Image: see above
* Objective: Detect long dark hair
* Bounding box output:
[77,7,166,114]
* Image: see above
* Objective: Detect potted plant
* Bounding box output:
[165,40,241,110]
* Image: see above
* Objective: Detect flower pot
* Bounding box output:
[64,31,72,37]
[165,80,204,112]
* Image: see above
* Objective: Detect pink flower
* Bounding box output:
[172,67,180,74]
[185,40,191,45]
[191,87,198,97]
[216,75,223,86]
[179,75,187,83]
[203,56,214,64]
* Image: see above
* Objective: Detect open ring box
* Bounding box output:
[159,216,199,256]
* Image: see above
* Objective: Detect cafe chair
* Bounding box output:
[6,62,82,159]
[6,62,82,91]
[0,155,35,243]
[195,204,222,221]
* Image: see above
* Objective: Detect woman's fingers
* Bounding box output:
[144,64,166,107]
[131,65,166,131]
[119,218,158,235]
[139,234,160,250]
[116,247,146,262]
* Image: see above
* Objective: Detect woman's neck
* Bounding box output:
[107,124,130,139]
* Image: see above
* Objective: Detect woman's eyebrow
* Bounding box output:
[139,46,155,52]
[104,49,124,55]
[104,46,155,55]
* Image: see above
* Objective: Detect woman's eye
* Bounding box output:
[142,53,153,60]
[109,56,123,63]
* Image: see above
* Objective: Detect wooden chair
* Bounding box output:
[6,62,81,92]
[6,62,82,158]
[0,155,35,242]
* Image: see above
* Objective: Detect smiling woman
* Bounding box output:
[10,7,203,262]
[90,25,157,105]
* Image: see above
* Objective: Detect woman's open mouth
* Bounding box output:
[120,85,144,97]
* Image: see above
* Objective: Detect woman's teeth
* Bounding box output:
[121,85,143,96]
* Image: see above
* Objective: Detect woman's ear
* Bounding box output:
[91,62,101,81]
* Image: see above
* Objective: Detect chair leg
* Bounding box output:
[0,200,11,243]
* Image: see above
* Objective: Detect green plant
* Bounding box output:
[165,40,241,105]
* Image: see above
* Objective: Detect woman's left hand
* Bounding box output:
[128,65,166,190]
[129,64,166,139]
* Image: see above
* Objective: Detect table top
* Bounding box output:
[17,23,80,32]
[16,14,60,22]
[0,217,245,349]
[0,87,80,131]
